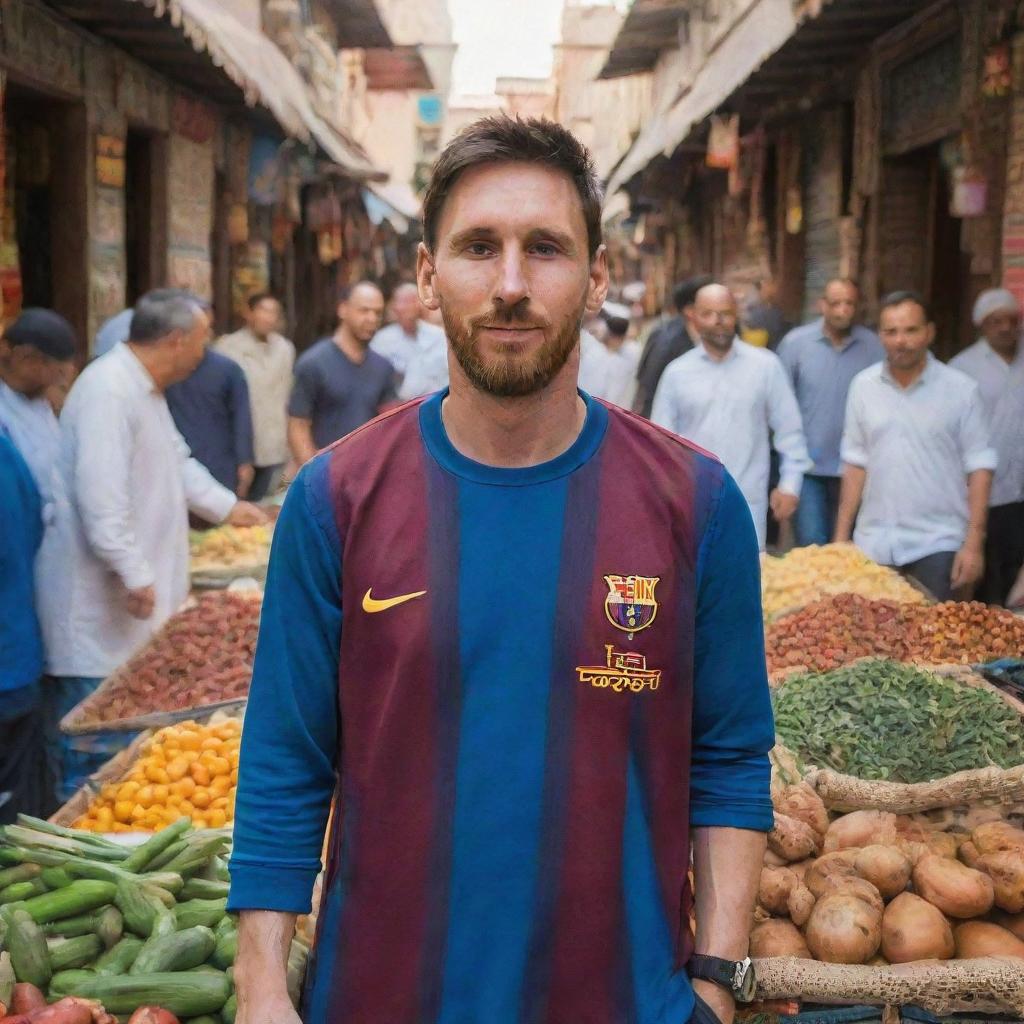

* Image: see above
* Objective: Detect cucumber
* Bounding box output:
[130,925,216,975]
[141,871,184,895]
[120,818,192,874]
[43,911,103,938]
[221,992,237,1024]
[146,838,189,871]
[0,951,14,1010]
[96,904,123,949]
[20,880,118,924]
[211,927,236,969]
[115,879,161,937]
[188,1017,221,1024]
[7,908,51,988]
[0,879,46,904]
[152,906,177,938]
[48,933,103,971]
[60,970,231,1015]
[94,934,145,976]
[180,877,230,901]
[39,867,74,890]
[189,963,224,974]
[175,898,227,931]
[214,914,237,940]
[0,864,42,889]
[48,968,97,997]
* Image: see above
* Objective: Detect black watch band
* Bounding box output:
[686,954,757,1003]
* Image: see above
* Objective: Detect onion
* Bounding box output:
[912,854,995,919]
[804,893,881,964]
[880,892,954,964]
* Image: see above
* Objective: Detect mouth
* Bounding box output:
[477,325,545,342]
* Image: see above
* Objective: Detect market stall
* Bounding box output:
[189,525,273,590]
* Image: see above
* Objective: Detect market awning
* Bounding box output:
[321,0,392,49]
[48,0,384,181]
[598,0,688,81]
[604,0,798,198]
[363,47,435,91]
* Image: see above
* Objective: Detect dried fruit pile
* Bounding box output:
[772,661,1024,783]
[67,595,260,727]
[74,719,241,833]
[761,544,927,621]
[766,594,1024,674]
[755,778,1024,967]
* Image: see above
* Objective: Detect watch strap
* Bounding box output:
[687,954,757,1003]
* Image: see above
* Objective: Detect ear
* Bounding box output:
[585,244,610,314]
[416,242,440,311]
[925,322,937,346]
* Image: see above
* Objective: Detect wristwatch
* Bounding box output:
[686,954,757,1003]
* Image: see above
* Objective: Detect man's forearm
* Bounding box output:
[692,826,764,960]
[833,465,866,542]
[236,909,296,1001]
[964,469,993,548]
[288,418,317,467]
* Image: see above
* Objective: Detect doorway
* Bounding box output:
[124,128,167,305]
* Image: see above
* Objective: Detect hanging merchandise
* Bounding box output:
[227,203,249,246]
[785,185,803,235]
[706,114,740,170]
[982,43,1011,98]
[271,209,293,254]
[950,166,988,218]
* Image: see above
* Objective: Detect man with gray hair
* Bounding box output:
[950,288,1024,603]
[36,288,265,800]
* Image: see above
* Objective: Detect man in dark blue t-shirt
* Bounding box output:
[287,282,395,464]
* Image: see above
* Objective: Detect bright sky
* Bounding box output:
[447,0,567,97]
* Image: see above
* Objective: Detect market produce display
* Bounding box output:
[756,777,1024,968]
[766,594,1024,673]
[71,720,240,833]
[62,595,260,731]
[772,660,1024,783]
[0,817,307,1022]
[189,525,271,575]
[761,544,927,621]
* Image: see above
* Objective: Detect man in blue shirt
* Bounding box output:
[0,432,52,821]
[166,337,256,498]
[777,279,883,546]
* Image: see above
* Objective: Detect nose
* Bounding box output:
[494,249,529,308]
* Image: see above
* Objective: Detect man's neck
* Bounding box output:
[442,357,586,469]
[887,358,927,390]
[987,338,1019,365]
[823,322,851,348]
[0,364,24,397]
[249,328,271,344]
[126,341,171,392]
[399,322,418,340]
[700,338,734,363]
[334,328,367,364]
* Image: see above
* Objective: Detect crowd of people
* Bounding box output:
[1,257,1022,827]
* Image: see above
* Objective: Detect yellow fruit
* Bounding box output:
[208,809,227,828]
[114,800,134,824]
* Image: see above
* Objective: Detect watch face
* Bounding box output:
[734,958,757,1003]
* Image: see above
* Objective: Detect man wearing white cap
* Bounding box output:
[578,301,641,408]
[950,288,1024,604]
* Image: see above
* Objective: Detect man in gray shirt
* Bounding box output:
[288,282,395,465]
[777,279,883,546]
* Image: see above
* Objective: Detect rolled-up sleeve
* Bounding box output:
[959,382,998,474]
[690,469,774,831]
[228,453,342,913]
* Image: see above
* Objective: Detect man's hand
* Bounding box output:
[237,463,255,499]
[124,584,156,620]
[1008,566,1024,608]
[951,540,984,590]
[236,991,301,1024]
[227,501,268,527]
[769,488,799,523]
[692,979,734,1024]
[236,911,297,1024]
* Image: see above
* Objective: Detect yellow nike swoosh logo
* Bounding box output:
[362,588,427,613]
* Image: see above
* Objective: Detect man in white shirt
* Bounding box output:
[949,288,1024,605]
[370,282,446,394]
[835,291,996,601]
[0,308,77,508]
[651,283,812,549]
[37,289,264,800]
[215,293,296,500]
[578,301,641,408]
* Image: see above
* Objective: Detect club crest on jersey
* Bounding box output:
[604,574,659,637]
[577,645,661,694]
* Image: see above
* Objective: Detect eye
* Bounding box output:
[531,242,559,257]
[465,242,493,257]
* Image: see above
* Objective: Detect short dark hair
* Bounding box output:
[4,308,76,361]
[130,289,205,344]
[673,275,713,312]
[879,289,931,321]
[422,115,603,258]
[824,277,859,296]
[337,281,382,306]
[247,292,279,311]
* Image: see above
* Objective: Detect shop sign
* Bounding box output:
[95,135,125,188]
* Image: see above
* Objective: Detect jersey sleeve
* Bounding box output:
[228,453,343,913]
[690,468,774,831]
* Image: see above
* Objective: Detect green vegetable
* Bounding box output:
[7,908,51,988]
[0,863,42,889]
[0,951,15,1009]
[94,934,145,975]
[55,970,231,1015]
[221,991,237,1024]
[1,824,126,862]
[189,963,224,974]
[96,904,124,949]
[151,906,177,938]
[131,924,216,975]
[19,880,117,924]
[43,911,105,938]
[0,879,46,904]
[212,926,237,969]
[48,968,98,996]
[181,877,230,901]
[48,933,102,970]
[121,818,192,874]
[175,898,227,931]
[772,659,1024,783]
[188,1017,221,1024]
[147,839,189,872]
[214,914,237,940]
[40,867,74,890]
[142,871,184,895]
[115,879,162,937]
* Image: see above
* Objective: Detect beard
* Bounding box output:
[442,295,586,398]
